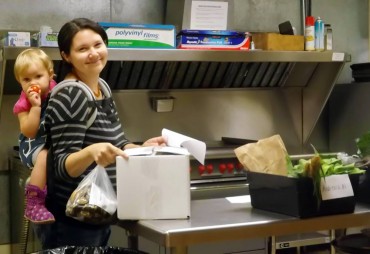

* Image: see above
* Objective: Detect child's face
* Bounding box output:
[19,61,53,96]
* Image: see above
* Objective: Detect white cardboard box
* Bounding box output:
[38,32,59,47]
[4,32,30,46]
[116,155,191,220]
[116,128,206,220]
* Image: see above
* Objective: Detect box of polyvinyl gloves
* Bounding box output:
[99,22,176,49]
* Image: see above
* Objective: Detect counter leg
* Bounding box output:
[330,229,335,254]
[169,246,188,254]
[127,234,139,250]
[270,236,276,254]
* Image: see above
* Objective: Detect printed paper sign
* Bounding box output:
[190,1,228,30]
[320,174,354,200]
[332,52,345,61]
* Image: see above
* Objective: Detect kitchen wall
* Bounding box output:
[0,0,368,252]
[1,0,367,168]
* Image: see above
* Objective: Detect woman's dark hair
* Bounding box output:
[57,18,108,71]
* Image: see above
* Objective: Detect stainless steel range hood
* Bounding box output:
[1,47,349,146]
[2,48,348,92]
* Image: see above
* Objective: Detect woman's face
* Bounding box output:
[64,29,108,77]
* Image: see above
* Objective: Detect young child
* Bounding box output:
[13,48,56,224]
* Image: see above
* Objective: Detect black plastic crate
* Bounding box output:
[350,63,370,82]
[247,172,359,218]
[357,170,370,203]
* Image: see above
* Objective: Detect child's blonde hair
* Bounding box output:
[14,48,54,83]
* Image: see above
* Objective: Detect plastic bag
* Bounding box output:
[66,165,117,224]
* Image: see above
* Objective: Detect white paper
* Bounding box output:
[162,128,206,164]
[190,1,228,30]
[123,128,206,165]
[154,146,190,155]
[332,52,345,61]
[226,195,251,204]
[320,174,354,200]
[124,146,155,156]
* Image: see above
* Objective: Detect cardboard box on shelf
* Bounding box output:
[252,33,304,51]
[177,29,250,50]
[3,32,30,47]
[116,128,206,220]
[37,32,58,47]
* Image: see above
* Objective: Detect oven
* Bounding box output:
[190,138,251,200]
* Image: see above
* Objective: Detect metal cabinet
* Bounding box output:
[9,151,41,254]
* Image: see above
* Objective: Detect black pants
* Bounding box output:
[33,219,111,250]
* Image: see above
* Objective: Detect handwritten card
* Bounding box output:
[320,174,354,200]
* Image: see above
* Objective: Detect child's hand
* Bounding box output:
[30,85,41,94]
[27,85,41,107]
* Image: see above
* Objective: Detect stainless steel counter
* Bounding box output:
[118,196,370,254]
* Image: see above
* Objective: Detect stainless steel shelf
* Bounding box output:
[1,47,350,62]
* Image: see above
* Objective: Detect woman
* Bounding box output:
[34,18,166,249]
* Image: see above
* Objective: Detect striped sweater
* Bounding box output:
[44,79,131,223]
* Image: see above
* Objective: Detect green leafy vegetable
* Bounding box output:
[356,131,370,157]
[287,145,365,206]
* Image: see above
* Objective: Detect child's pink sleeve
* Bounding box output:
[50,79,57,90]
[13,92,31,115]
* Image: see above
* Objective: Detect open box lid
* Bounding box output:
[124,128,206,165]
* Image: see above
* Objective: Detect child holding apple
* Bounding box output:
[13,48,56,224]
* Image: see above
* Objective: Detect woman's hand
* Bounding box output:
[88,142,127,167]
[142,136,167,147]
[91,142,127,166]
[66,142,127,177]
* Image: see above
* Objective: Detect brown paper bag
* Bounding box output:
[234,134,288,176]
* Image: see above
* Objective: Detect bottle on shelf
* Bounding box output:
[315,16,325,51]
[304,16,315,51]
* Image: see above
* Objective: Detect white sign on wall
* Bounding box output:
[190,1,228,30]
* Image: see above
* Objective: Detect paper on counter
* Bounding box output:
[226,195,251,204]
[123,128,206,165]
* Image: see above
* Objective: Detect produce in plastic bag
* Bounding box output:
[66,165,117,224]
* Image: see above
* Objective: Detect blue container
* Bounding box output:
[315,17,324,51]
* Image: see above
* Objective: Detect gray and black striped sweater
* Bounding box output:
[44,80,131,225]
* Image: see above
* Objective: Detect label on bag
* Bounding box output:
[320,174,354,200]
